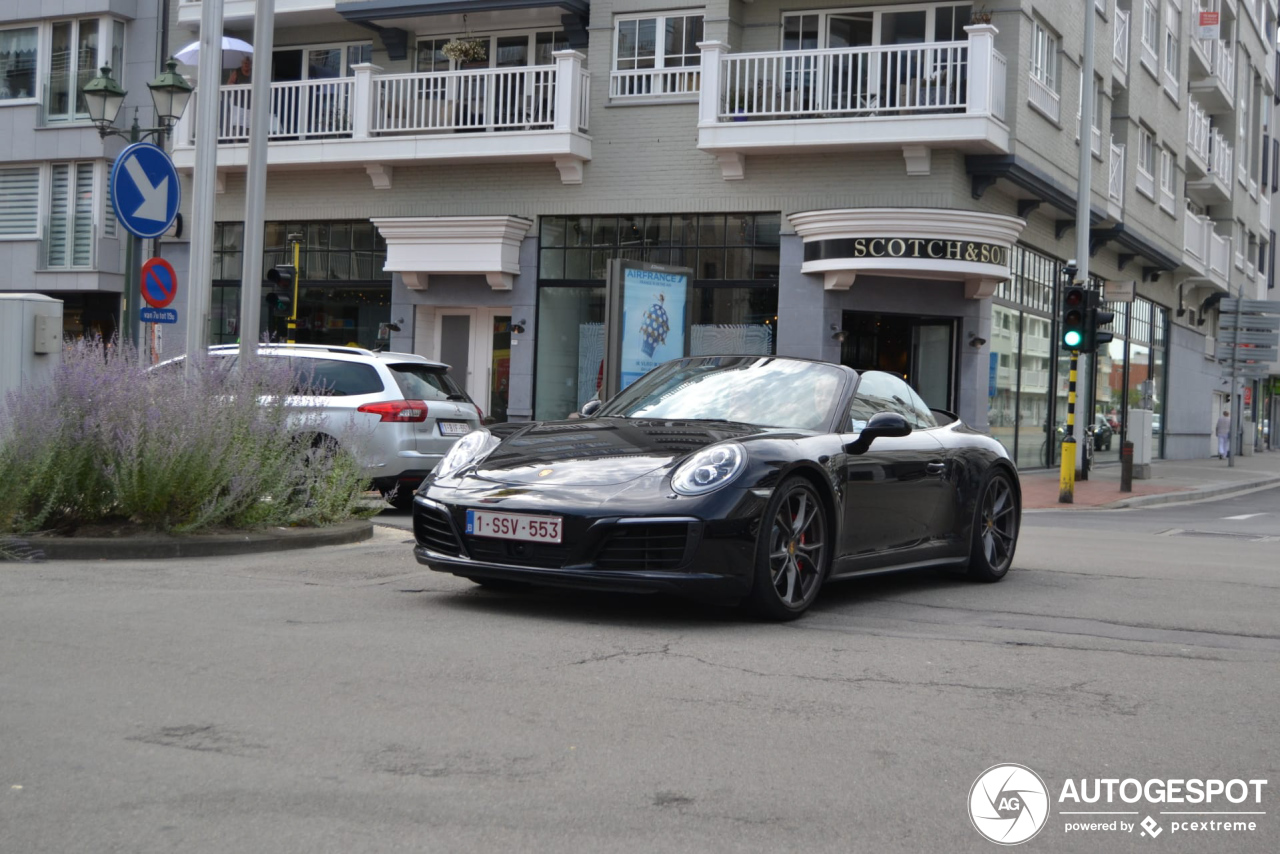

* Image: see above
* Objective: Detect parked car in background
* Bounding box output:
[1092,414,1114,451]
[176,345,481,509]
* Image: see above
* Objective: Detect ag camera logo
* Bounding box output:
[969,764,1051,845]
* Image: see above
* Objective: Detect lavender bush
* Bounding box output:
[0,339,374,534]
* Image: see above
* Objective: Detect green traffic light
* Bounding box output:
[1063,330,1083,347]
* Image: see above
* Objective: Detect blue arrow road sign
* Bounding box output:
[111,142,180,239]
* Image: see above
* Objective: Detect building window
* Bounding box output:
[1136,126,1156,198]
[1162,3,1179,90]
[615,13,703,71]
[48,19,100,120]
[1140,0,1159,72]
[0,26,37,101]
[612,13,703,98]
[0,165,39,237]
[1158,145,1176,212]
[1030,21,1058,91]
[535,212,781,420]
[210,220,391,347]
[46,162,95,269]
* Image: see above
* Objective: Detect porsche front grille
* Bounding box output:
[414,505,462,556]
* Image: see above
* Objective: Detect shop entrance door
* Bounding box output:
[431,307,512,423]
[840,311,956,411]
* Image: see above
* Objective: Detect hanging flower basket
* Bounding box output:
[442,39,487,64]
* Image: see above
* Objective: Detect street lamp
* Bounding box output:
[83,59,193,140]
[82,60,194,362]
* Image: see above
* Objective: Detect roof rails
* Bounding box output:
[207,343,377,357]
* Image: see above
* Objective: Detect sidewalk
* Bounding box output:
[1019,447,1280,510]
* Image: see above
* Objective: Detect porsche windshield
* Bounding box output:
[598,357,845,430]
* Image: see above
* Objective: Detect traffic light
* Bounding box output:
[1061,284,1087,350]
[1087,290,1115,351]
[265,264,295,311]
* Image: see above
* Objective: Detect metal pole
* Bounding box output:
[185,0,226,374]
[237,0,276,360]
[1073,1,1097,473]
[1059,350,1079,503]
[287,238,300,343]
[1229,288,1243,467]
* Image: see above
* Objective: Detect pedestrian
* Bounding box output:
[227,56,252,84]
[1216,409,1231,459]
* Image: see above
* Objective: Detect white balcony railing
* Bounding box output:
[715,40,971,119]
[1201,38,1235,94]
[1113,8,1130,72]
[214,78,353,141]
[1210,129,1233,181]
[174,53,592,166]
[610,66,700,99]
[1187,99,1211,164]
[1184,207,1209,265]
[1028,74,1060,122]
[1209,229,1231,279]
[372,66,558,133]
[1261,194,1271,229]
[1136,166,1155,198]
[1108,138,1125,204]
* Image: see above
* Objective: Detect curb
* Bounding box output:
[1101,474,1280,510]
[28,519,374,561]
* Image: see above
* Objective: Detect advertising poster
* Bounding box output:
[619,266,688,390]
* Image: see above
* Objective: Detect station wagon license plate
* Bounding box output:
[438,421,472,437]
[466,510,563,543]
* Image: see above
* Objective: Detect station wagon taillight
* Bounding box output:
[357,400,429,422]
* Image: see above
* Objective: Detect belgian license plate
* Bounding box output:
[438,421,472,437]
[466,510,563,543]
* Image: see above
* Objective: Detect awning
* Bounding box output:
[340,0,589,23]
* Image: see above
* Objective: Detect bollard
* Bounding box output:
[1120,440,1134,493]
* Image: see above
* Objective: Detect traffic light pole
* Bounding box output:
[287,239,300,343]
[1059,349,1079,503]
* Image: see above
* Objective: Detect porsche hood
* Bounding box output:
[472,418,772,486]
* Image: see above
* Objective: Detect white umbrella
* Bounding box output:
[173,36,254,70]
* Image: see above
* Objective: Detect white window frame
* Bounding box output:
[1136,126,1156,199]
[1158,145,1177,214]
[0,164,41,239]
[780,3,976,50]
[614,12,705,71]
[1030,21,1059,91]
[44,17,127,123]
[0,24,40,104]
[270,40,374,81]
[45,160,98,269]
[1161,2,1179,97]
[416,29,567,73]
[1140,0,1159,77]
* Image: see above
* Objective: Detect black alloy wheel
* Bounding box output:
[747,478,829,620]
[968,471,1018,582]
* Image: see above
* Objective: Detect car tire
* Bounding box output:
[745,477,829,621]
[967,470,1019,583]
[385,486,417,511]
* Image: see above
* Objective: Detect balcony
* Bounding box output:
[696,25,1008,180]
[1107,137,1125,212]
[177,0,333,25]
[171,53,592,185]
[1186,123,1234,204]
[1189,38,1235,113]
[1112,8,1130,85]
[1182,207,1231,291]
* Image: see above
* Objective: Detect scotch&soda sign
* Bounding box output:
[804,237,1010,266]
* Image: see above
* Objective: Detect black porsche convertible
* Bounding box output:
[412,355,1020,619]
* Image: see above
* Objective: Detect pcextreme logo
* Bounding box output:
[969,765,1269,845]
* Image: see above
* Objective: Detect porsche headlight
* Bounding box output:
[434,429,498,480]
[671,443,746,495]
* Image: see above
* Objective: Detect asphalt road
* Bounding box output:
[2,489,1278,853]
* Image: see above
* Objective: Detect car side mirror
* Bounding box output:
[579,399,602,418]
[845,411,912,455]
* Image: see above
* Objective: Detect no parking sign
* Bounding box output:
[140,257,179,324]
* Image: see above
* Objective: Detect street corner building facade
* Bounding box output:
[9,0,1273,461]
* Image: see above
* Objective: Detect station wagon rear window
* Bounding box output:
[388,364,468,401]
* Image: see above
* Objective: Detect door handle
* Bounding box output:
[926,461,947,476]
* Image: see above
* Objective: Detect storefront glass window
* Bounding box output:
[1093,299,1127,465]
[534,286,605,420]
[997,245,1060,468]
[210,220,390,347]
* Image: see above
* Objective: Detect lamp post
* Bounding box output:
[82,60,193,361]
